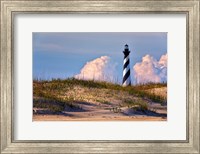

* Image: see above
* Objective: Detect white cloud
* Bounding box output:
[75,56,117,83]
[133,53,167,84]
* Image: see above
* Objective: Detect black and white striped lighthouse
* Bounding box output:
[122,44,131,86]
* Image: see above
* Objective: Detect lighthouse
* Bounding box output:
[122,44,131,86]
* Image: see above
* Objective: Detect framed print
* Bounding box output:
[0,0,199,153]
[32,32,168,122]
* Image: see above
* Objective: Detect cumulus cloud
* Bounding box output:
[133,53,167,84]
[75,56,117,83]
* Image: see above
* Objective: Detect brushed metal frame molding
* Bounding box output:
[1,0,199,153]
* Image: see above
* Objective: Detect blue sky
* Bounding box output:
[33,32,167,82]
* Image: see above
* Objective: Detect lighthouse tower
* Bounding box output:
[122,44,131,86]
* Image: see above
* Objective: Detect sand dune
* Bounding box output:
[33,79,167,121]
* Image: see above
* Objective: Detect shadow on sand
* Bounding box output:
[33,98,95,116]
[122,108,167,118]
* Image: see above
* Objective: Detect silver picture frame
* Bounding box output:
[1,0,199,153]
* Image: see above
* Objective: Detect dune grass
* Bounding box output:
[34,78,166,102]
[33,78,167,113]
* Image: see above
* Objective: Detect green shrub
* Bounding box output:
[124,99,148,111]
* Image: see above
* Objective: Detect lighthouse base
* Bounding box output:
[122,79,131,87]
